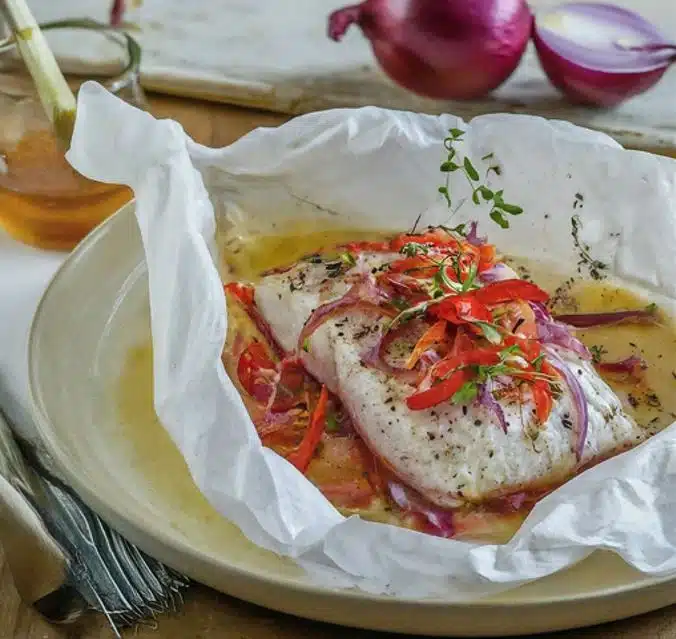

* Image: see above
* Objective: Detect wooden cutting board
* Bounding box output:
[22,0,676,153]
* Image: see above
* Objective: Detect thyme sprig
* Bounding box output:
[438,128,524,229]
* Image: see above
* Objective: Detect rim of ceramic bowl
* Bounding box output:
[26,201,673,609]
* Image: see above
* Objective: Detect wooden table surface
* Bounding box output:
[4,89,676,639]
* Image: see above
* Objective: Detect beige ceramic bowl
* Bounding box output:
[27,202,676,637]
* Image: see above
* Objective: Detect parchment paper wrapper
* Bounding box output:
[67,81,676,599]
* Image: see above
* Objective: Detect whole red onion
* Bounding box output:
[328,0,533,100]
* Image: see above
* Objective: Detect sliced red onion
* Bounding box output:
[465,221,486,247]
[598,354,647,378]
[543,345,589,461]
[388,481,455,538]
[534,3,676,107]
[328,0,532,101]
[360,332,420,384]
[553,308,658,328]
[479,262,517,283]
[478,380,508,434]
[530,302,591,360]
[297,277,393,352]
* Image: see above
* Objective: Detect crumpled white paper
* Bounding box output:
[66,81,676,599]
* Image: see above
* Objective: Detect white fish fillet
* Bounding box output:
[254,255,646,508]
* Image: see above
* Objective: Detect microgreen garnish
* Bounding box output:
[401,242,430,257]
[571,214,607,280]
[590,345,607,364]
[452,381,479,404]
[439,128,524,229]
[340,251,357,267]
[473,322,502,344]
[326,411,340,432]
[302,337,311,353]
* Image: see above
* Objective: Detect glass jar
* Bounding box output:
[0,20,145,251]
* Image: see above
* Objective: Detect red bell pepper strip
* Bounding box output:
[388,256,437,278]
[390,229,460,251]
[478,244,496,272]
[431,348,501,379]
[341,240,392,253]
[224,282,286,359]
[474,279,550,305]
[224,282,255,307]
[405,320,448,369]
[237,342,277,403]
[287,385,329,473]
[531,380,553,424]
[406,370,469,411]
[431,295,493,324]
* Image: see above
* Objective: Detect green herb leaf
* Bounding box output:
[449,127,465,139]
[302,337,311,353]
[495,202,524,216]
[481,152,494,161]
[589,345,607,364]
[462,261,479,293]
[340,251,357,267]
[532,354,545,371]
[490,210,509,229]
[478,186,494,201]
[326,412,340,432]
[452,381,479,405]
[463,157,480,181]
[474,321,502,344]
[440,161,461,172]
[500,344,522,358]
[472,191,480,205]
[391,297,410,311]
[493,189,504,205]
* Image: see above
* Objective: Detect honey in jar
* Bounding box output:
[0,95,132,251]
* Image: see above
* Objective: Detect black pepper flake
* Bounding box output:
[629,342,637,348]
[474,420,482,426]
[427,432,436,441]
[434,453,440,460]
[646,393,661,408]
[462,405,468,416]
[489,450,495,458]
[628,394,639,408]
[390,405,396,412]
[384,397,394,404]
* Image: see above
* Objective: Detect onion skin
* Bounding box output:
[328,0,533,101]
[533,32,669,107]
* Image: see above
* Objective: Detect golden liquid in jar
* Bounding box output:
[0,128,132,250]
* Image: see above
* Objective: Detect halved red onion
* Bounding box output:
[530,303,591,359]
[388,481,455,538]
[478,380,508,434]
[533,3,676,107]
[327,0,532,101]
[598,354,647,378]
[543,346,589,461]
[553,307,658,328]
[297,277,393,352]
